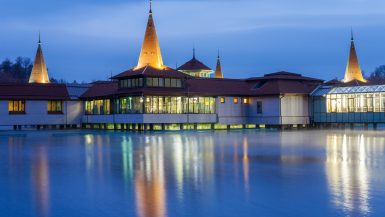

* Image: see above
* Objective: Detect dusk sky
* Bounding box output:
[1,0,385,82]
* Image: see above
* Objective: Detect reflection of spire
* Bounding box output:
[135,141,167,217]
[242,138,249,193]
[32,146,50,217]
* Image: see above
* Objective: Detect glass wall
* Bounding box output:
[118,97,143,114]
[326,93,385,113]
[85,99,111,115]
[105,96,217,115]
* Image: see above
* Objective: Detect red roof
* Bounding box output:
[248,71,323,82]
[177,57,212,71]
[82,71,323,98]
[0,83,70,100]
[112,66,191,79]
[80,81,118,99]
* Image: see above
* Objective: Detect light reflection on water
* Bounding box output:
[1,130,385,217]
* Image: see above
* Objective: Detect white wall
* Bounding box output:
[0,100,83,127]
[280,95,310,125]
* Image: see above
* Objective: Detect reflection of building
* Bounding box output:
[324,133,384,215]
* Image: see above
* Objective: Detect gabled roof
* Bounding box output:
[247,71,323,82]
[81,81,118,99]
[177,57,211,71]
[0,83,69,100]
[112,66,192,79]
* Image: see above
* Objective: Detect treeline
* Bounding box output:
[0,57,80,84]
[1,57,385,84]
[0,57,33,83]
[366,65,385,84]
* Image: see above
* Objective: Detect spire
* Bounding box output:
[29,34,50,84]
[136,0,164,69]
[342,31,367,83]
[193,46,196,60]
[149,0,152,14]
[214,50,223,78]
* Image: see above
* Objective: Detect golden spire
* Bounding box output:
[342,31,367,83]
[214,50,223,78]
[136,0,165,69]
[29,33,50,84]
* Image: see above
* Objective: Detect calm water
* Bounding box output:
[1,129,385,217]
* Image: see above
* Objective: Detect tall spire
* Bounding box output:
[136,0,164,69]
[214,49,223,78]
[29,34,50,84]
[193,46,196,59]
[342,31,367,83]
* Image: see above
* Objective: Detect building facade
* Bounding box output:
[1,1,383,131]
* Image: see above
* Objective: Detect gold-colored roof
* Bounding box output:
[29,36,50,84]
[214,52,223,78]
[342,35,367,83]
[136,1,165,70]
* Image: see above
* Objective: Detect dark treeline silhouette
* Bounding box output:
[367,65,385,84]
[0,57,32,83]
[0,57,78,84]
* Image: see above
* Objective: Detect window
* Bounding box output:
[48,101,63,114]
[85,99,111,115]
[233,98,239,104]
[220,97,225,103]
[242,97,249,104]
[257,101,263,114]
[8,100,25,114]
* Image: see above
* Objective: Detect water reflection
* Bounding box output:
[31,146,50,217]
[134,136,167,217]
[326,132,385,216]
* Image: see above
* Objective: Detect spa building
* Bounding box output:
[0,2,384,130]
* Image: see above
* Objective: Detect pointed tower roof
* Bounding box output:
[136,0,165,70]
[177,48,212,71]
[214,50,223,78]
[29,34,50,84]
[342,31,367,83]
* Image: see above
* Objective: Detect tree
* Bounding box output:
[368,65,385,84]
[0,57,33,83]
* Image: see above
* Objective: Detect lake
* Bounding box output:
[1,129,385,217]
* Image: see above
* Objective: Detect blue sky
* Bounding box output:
[1,0,385,82]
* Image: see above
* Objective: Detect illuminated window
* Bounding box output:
[85,99,111,115]
[220,97,225,103]
[8,100,25,114]
[233,98,239,104]
[48,101,63,114]
[242,97,249,104]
